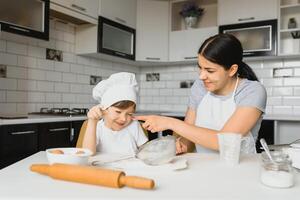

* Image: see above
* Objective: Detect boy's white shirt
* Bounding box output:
[95,120,148,156]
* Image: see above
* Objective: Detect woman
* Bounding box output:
[134,33,267,154]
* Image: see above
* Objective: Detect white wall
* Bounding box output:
[0,19,139,114]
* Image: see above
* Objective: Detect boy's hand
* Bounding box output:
[87,105,103,120]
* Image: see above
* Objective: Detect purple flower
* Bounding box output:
[179,1,204,18]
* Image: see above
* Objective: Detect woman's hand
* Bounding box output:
[133,115,172,133]
[87,105,103,121]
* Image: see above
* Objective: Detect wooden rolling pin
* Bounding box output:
[30,163,155,190]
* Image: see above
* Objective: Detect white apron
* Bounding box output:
[195,78,256,154]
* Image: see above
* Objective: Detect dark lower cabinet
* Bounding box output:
[38,122,72,151]
[0,120,85,169]
[0,124,39,169]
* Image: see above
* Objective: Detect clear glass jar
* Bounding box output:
[260,151,294,188]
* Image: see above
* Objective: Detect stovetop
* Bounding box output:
[29,107,89,116]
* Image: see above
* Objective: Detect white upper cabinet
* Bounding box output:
[136,0,169,62]
[218,0,278,25]
[169,0,218,62]
[99,0,136,28]
[50,0,98,24]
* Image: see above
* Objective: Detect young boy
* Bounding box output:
[82,72,148,156]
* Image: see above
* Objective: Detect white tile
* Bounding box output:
[27,69,46,80]
[254,69,273,78]
[63,52,76,63]
[153,96,165,104]
[294,68,300,76]
[140,82,153,89]
[28,46,45,59]
[0,90,6,102]
[36,81,54,92]
[54,61,70,72]
[265,87,272,96]
[82,85,93,94]
[17,103,36,113]
[62,93,76,103]
[140,96,152,104]
[17,56,36,68]
[284,78,300,86]
[159,89,173,96]
[263,60,283,68]
[76,75,89,84]
[62,73,76,83]
[273,106,293,115]
[166,81,179,88]
[262,78,283,87]
[0,40,6,52]
[173,89,189,96]
[245,61,263,69]
[160,73,173,81]
[273,87,293,96]
[7,41,27,55]
[172,104,187,112]
[293,106,300,115]
[265,105,273,115]
[159,104,173,111]
[46,93,62,103]
[153,82,165,88]
[0,52,17,65]
[180,96,189,104]
[70,63,84,74]
[77,56,90,65]
[6,66,27,79]
[0,103,16,113]
[17,80,37,91]
[0,78,17,90]
[46,71,62,82]
[76,94,91,103]
[266,97,282,106]
[55,21,70,32]
[283,97,300,106]
[84,66,98,75]
[283,58,300,67]
[50,29,64,41]
[6,91,27,102]
[37,59,54,70]
[56,41,70,52]
[145,89,159,96]
[54,82,69,92]
[27,92,46,102]
[70,84,83,93]
[294,87,300,95]
[37,39,56,49]
[172,72,190,80]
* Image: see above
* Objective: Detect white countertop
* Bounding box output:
[0,152,299,200]
[1,112,300,126]
[0,115,87,125]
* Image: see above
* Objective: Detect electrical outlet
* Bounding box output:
[0,65,7,78]
[90,75,102,85]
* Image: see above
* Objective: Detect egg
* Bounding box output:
[50,149,64,154]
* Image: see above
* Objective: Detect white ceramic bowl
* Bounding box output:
[46,147,93,165]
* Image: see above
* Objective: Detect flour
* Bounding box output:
[260,170,294,188]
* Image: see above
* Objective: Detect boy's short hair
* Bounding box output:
[111,100,136,110]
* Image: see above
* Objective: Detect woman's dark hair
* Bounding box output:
[198,33,258,81]
[111,100,136,110]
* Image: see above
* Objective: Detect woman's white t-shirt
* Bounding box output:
[95,120,148,156]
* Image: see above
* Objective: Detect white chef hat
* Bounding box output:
[92,72,138,110]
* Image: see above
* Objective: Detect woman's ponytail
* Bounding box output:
[237,62,258,81]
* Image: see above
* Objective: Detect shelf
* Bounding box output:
[280,27,300,32]
[280,3,300,8]
[170,0,217,32]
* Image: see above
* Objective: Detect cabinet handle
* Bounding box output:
[70,128,74,141]
[49,128,69,132]
[115,17,126,24]
[71,4,86,12]
[9,25,30,32]
[146,57,160,60]
[238,17,255,22]
[10,130,35,135]
[184,56,197,60]
[115,52,127,57]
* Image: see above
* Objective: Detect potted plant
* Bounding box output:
[179,0,204,29]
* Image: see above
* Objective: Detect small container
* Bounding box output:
[260,151,294,188]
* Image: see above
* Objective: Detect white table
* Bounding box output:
[0,152,299,200]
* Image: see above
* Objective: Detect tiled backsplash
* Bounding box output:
[0,19,139,113]
[1,19,300,115]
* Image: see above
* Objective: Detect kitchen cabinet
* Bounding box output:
[255,120,274,153]
[136,0,169,62]
[99,0,136,28]
[278,0,300,55]
[218,0,278,25]
[39,122,72,150]
[70,120,85,147]
[50,0,98,24]
[0,0,49,40]
[0,124,38,169]
[169,0,218,62]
